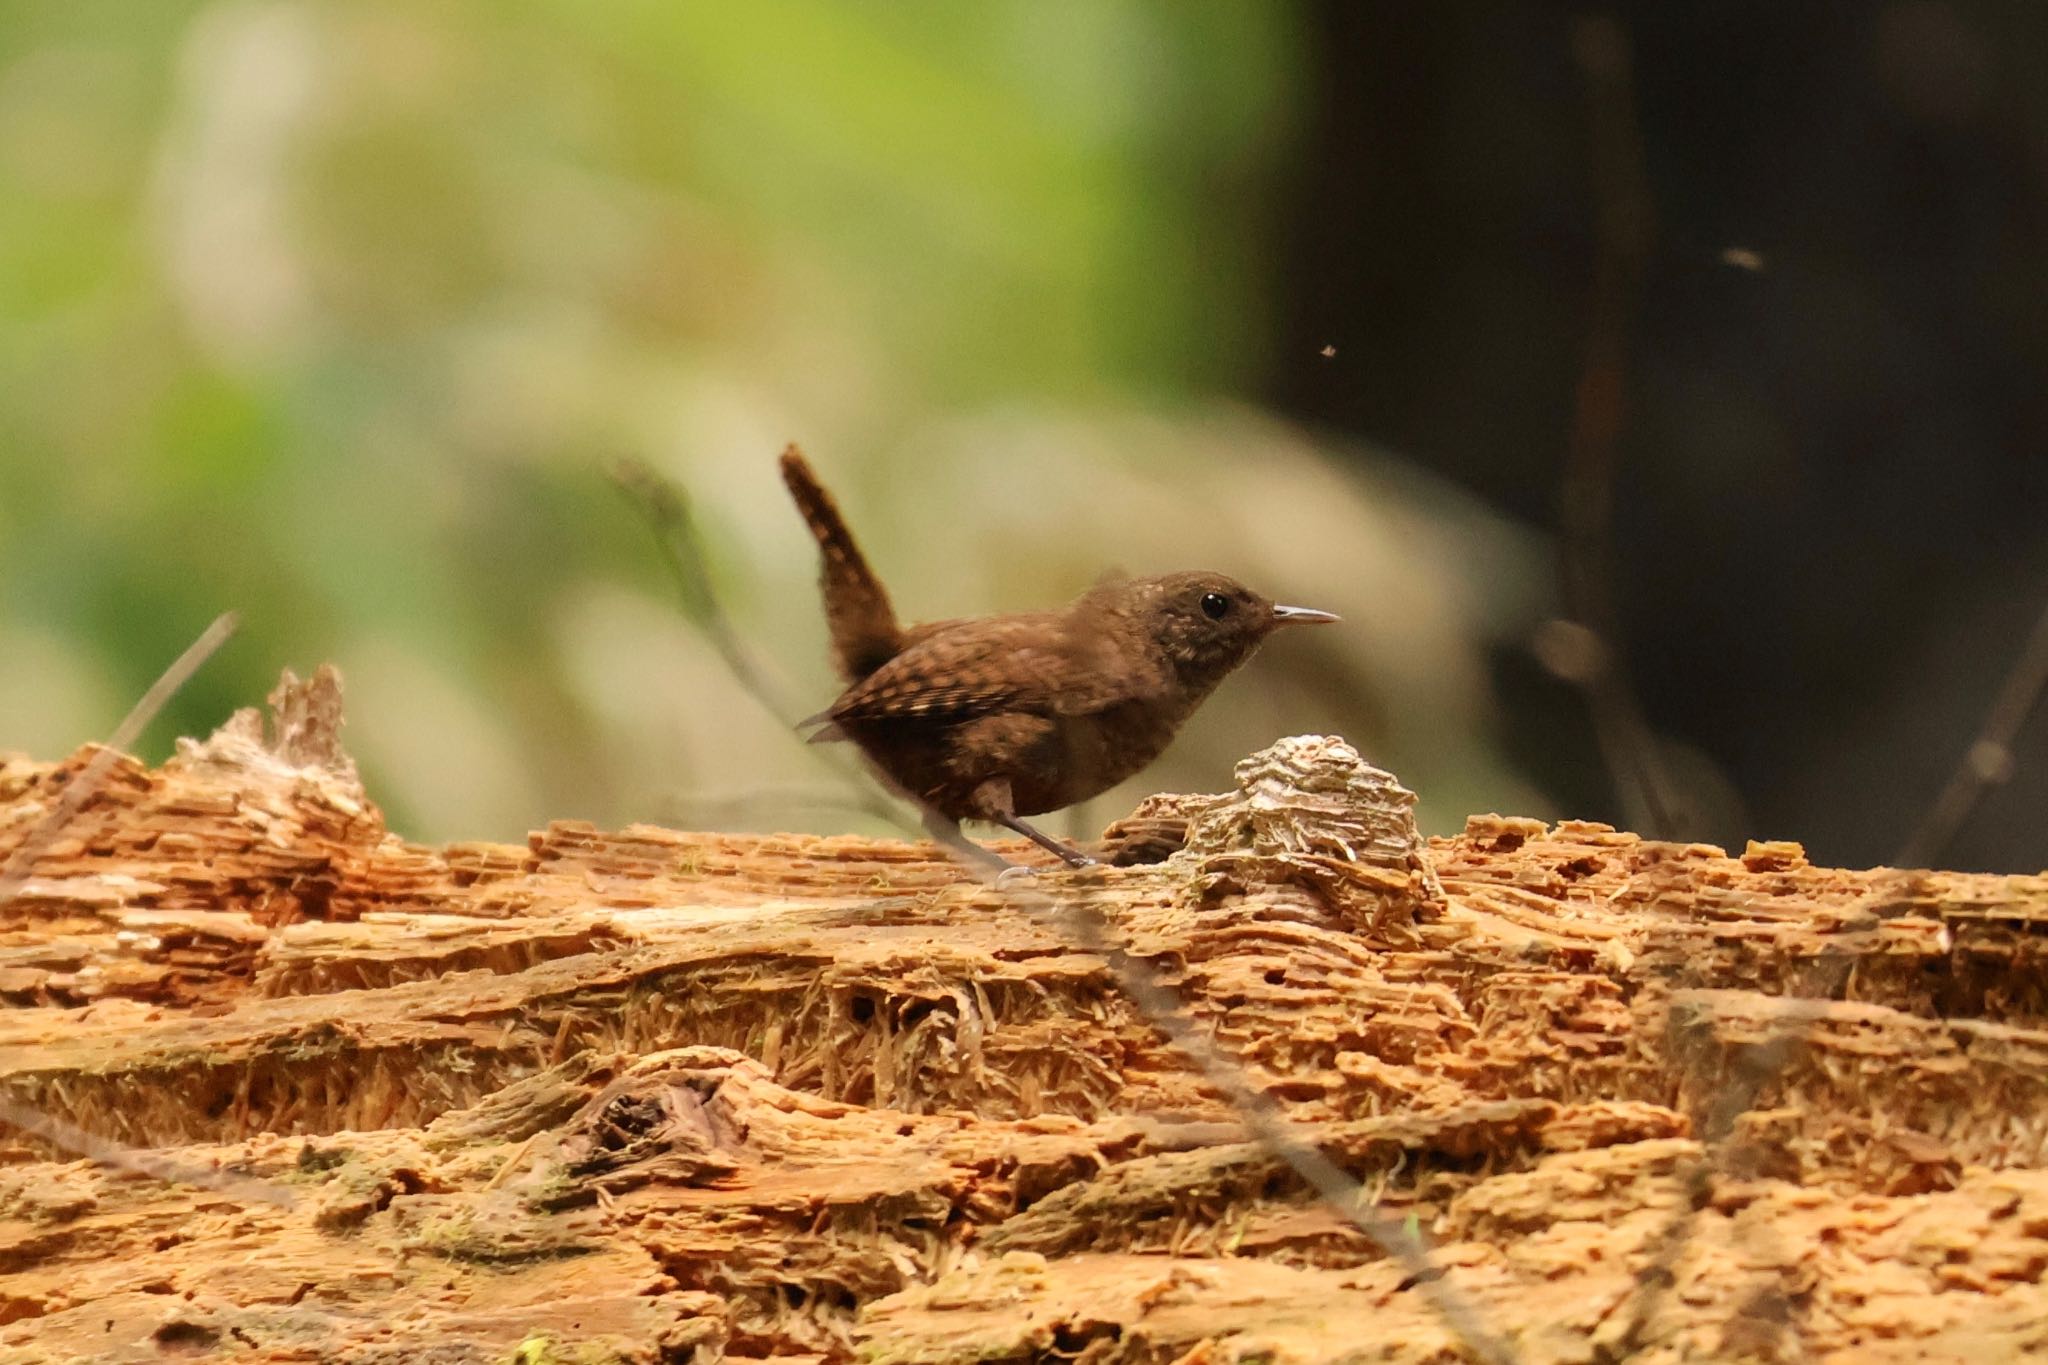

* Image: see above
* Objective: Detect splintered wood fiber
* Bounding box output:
[3,677,2048,1363]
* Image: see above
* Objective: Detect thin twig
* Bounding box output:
[0,1096,295,1208]
[886,809,1516,1361]
[1554,14,1679,840]
[0,612,295,1206]
[1603,379,2048,1359]
[1037,880,1514,1364]
[1896,591,2048,868]
[609,458,908,831]
[1626,587,2048,1344]
[634,458,1520,1365]
[608,461,795,720]
[0,611,239,905]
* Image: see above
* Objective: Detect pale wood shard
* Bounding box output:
[2,676,2048,1362]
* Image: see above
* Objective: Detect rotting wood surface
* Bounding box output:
[3,671,2048,1363]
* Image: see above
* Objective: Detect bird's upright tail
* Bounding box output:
[779,444,903,682]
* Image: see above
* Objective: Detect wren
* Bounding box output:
[780,446,1338,869]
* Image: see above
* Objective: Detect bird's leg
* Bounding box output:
[919,808,1085,885]
[971,778,1098,869]
[920,809,1016,879]
[993,813,1099,869]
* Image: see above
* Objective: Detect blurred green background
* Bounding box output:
[0,1,1544,843]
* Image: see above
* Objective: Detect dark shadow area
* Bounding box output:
[1269,1,2048,871]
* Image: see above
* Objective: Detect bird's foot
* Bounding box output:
[994,865,1041,891]
[994,812,1101,870]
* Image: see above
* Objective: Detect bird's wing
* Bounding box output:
[825,616,1147,724]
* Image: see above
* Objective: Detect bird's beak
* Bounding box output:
[1271,604,1340,625]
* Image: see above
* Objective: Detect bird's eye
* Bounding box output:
[1200,592,1230,620]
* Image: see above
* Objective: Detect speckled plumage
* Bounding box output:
[780,447,1336,866]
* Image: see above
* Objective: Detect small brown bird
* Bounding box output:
[780,446,1338,869]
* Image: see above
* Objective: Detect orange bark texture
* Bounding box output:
[3,669,2047,1364]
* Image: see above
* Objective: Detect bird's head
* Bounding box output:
[1079,570,1338,691]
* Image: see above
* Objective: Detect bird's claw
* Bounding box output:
[994,865,1041,891]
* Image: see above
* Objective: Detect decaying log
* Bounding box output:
[4,668,2048,1363]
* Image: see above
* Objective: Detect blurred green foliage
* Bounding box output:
[0,1,1542,841]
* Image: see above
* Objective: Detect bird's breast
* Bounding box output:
[1041,692,1195,807]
